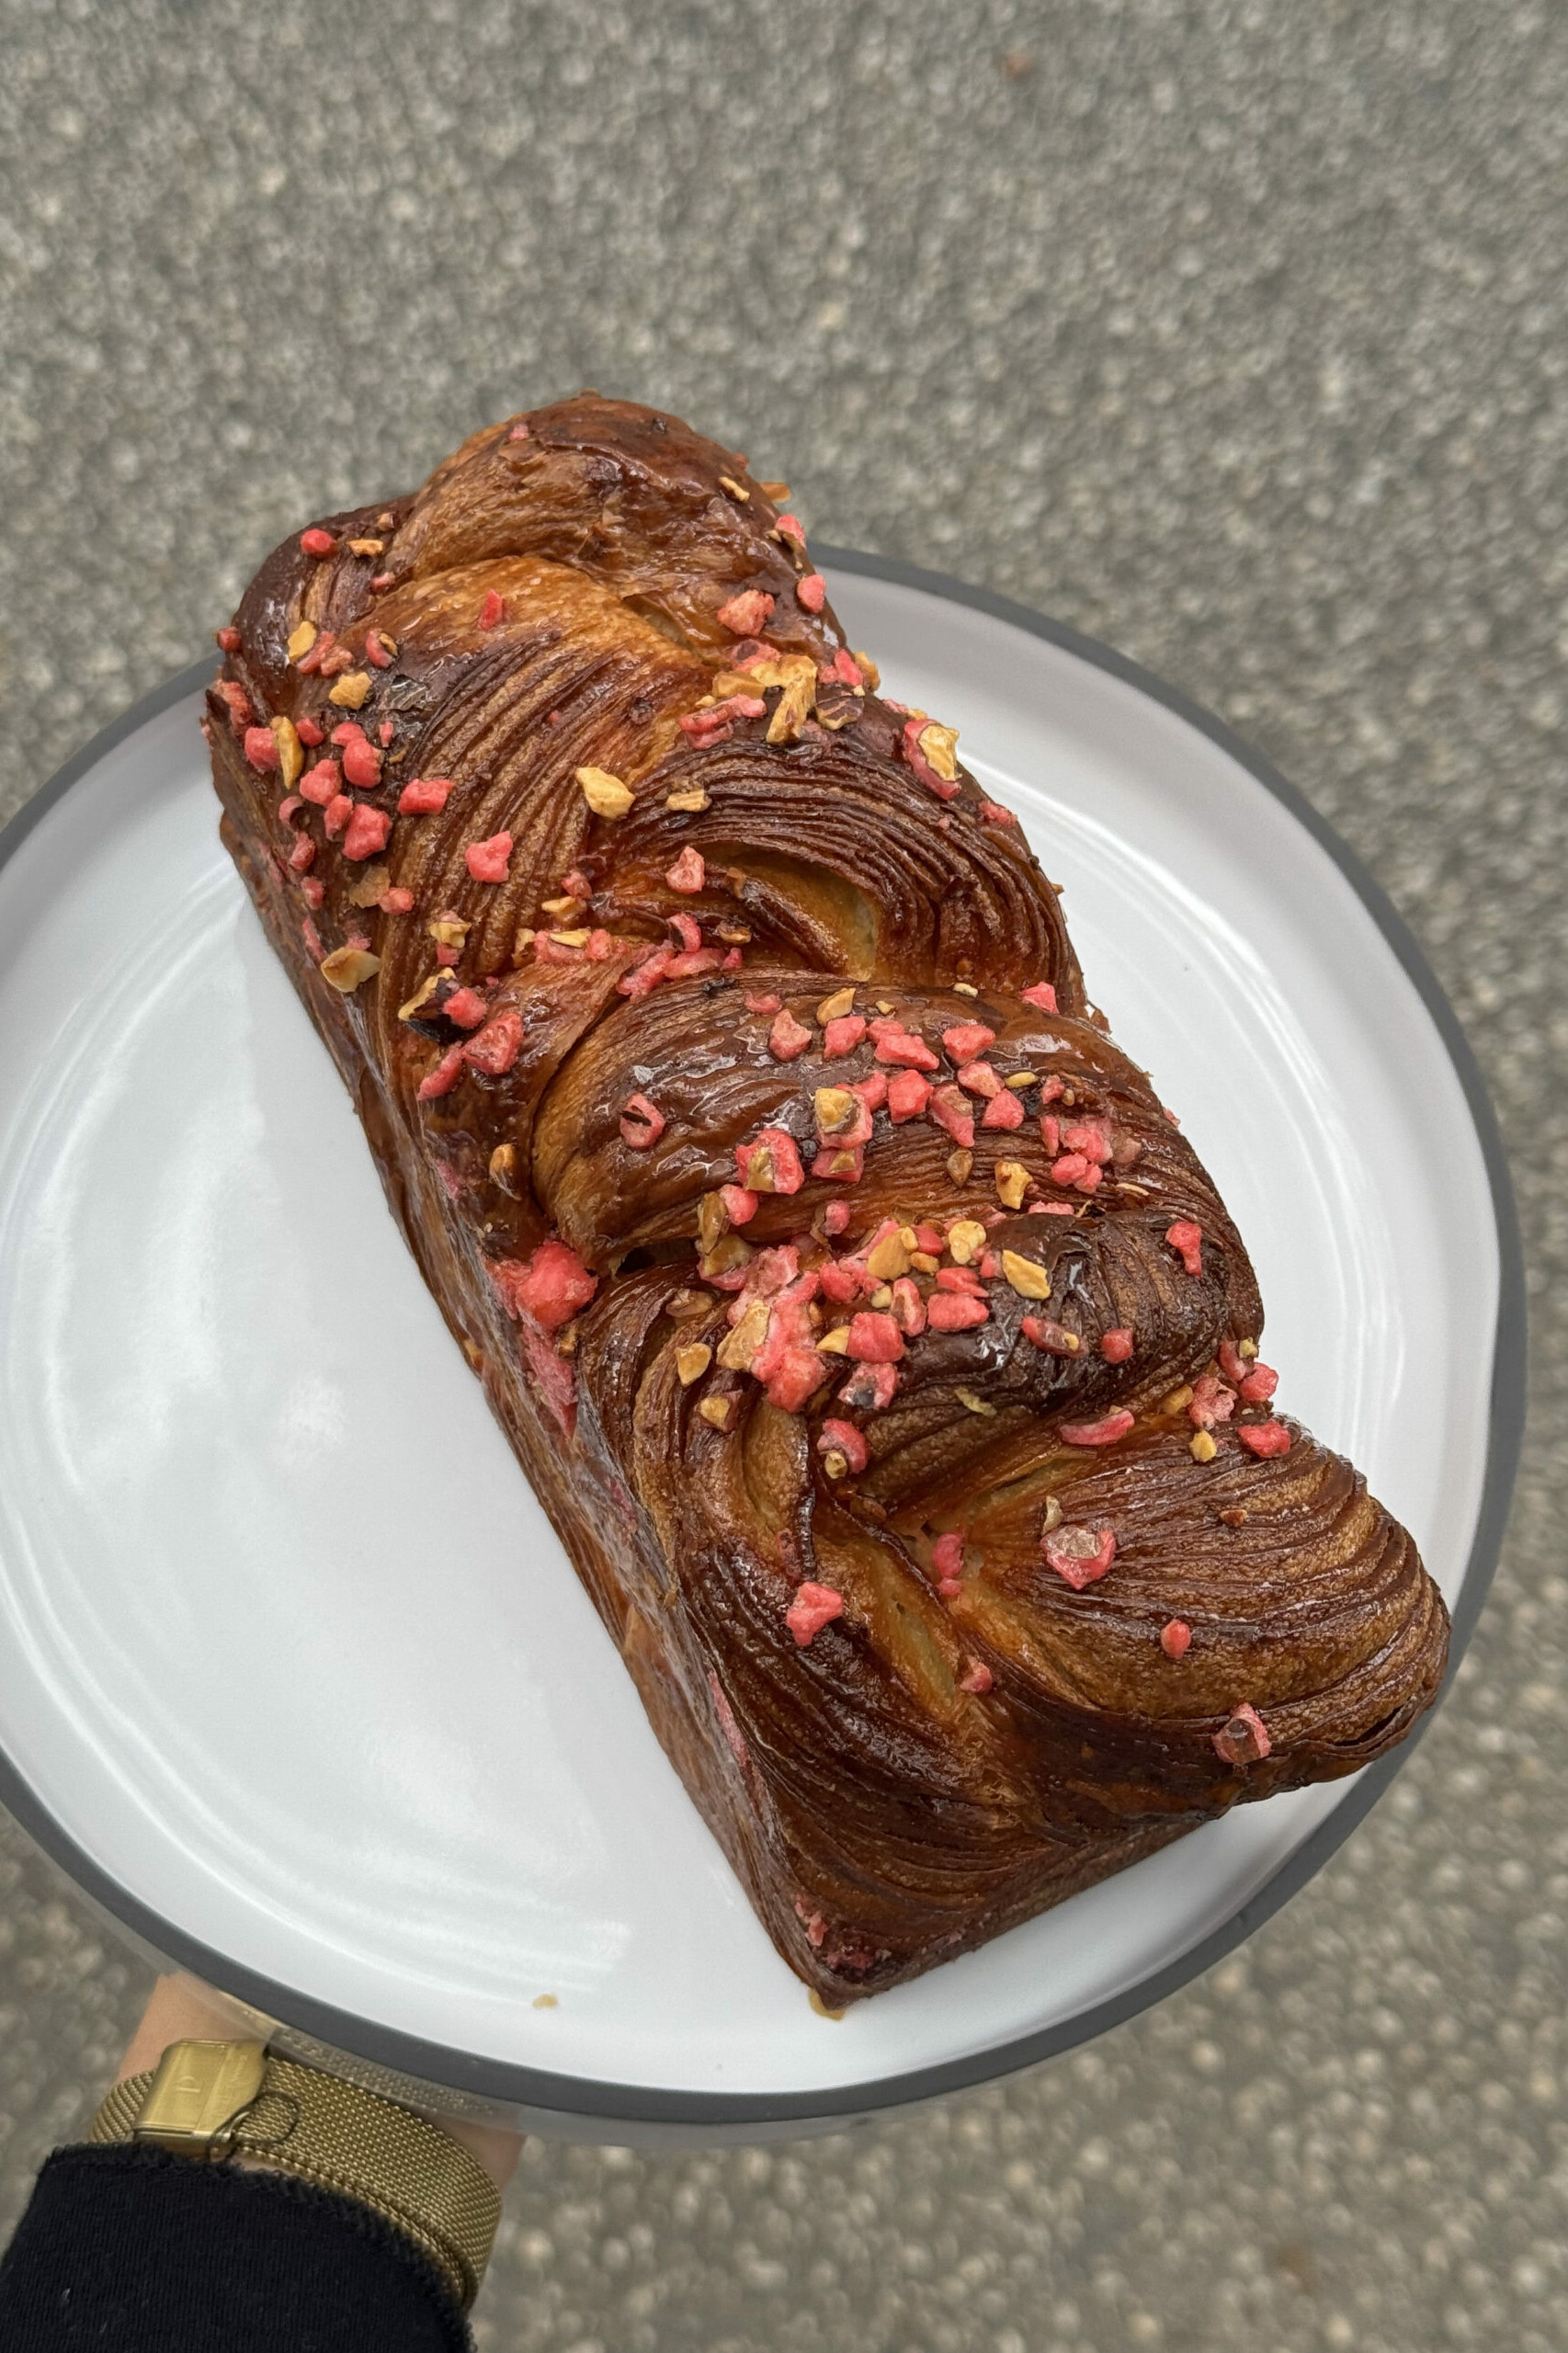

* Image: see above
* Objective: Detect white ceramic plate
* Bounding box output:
[0,556,1520,2143]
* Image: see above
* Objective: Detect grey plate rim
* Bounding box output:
[0,547,1526,2129]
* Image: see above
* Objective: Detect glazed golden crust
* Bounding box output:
[207,393,1449,2002]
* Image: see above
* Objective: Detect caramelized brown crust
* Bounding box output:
[207,394,1449,2002]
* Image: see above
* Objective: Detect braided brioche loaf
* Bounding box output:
[206,395,1449,2005]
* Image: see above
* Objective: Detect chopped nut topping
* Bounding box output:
[577,765,634,819]
[816,986,857,1023]
[347,863,392,908]
[955,1389,996,1416]
[1006,1071,1040,1091]
[1164,1384,1195,1415]
[765,654,819,745]
[947,1219,988,1265]
[718,474,750,502]
[952,981,980,997]
[428,915,472,948]
[287,620,318,662]
[397,972,442,1022]
[1190,1430,1219,1462]
[866,1233,911,1281]
[270,715,303,790]
[489,1142,518,1193]
[718,1299,771,1371]
[699,1235,754,1279]
[759,480,790,500]
[910,1251,939,1275]
[541,894,585,917]
[665,786,710,812]
[916,722,960,782]
[814,1086,857,1136]
[328,670,372,709]
[1001,1249,1051,1300]
[743,1143,781,1194]
[347,537,386,557]
[320,946,381,993]
[994,1160,1030,1210]
[551,928,591,947]
[676,1342,714,1386]
[1239,1338,1259,1359]
[699,1392,740,1432]
[817,1327,852,1354]
[698,1191,728,1254]
[946,1148,974,1187]
[854,651,881,691]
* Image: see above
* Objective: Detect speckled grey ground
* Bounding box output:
[0,2,1563,2346]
